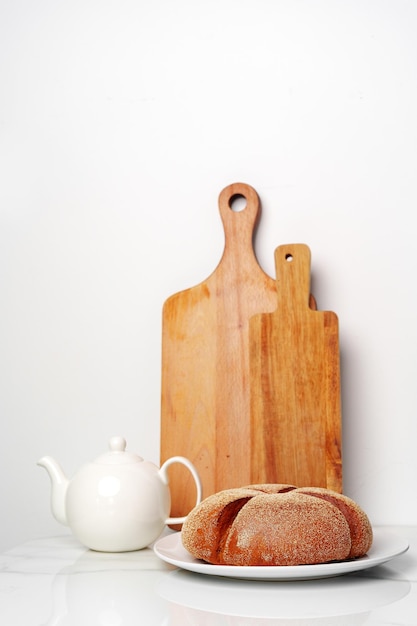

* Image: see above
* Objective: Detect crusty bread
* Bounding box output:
[181,484,373,566]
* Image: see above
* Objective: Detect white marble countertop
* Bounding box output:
[1,526,416,625]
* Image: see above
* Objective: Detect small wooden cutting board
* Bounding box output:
[249,244,343,492]
[160,183,279,518]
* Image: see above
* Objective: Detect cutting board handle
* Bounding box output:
[217,183,262,264]
[274,243,312,313]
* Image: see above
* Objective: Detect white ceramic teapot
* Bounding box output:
[38,436,202,552]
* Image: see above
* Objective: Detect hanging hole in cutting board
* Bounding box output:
[229,193,247,212]
[285,253,294,262]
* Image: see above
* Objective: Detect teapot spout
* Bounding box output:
[37,456,69,526]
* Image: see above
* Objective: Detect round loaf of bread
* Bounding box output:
[181,484,373,566]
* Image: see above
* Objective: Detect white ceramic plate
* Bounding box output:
[153,527,409,581]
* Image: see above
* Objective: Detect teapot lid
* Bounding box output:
[94,436,144,465]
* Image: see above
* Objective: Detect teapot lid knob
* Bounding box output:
[95,436,143,464]
[108,436,127,452]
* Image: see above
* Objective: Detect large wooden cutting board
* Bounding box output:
[160,183,279,518]
[249,243,343,493]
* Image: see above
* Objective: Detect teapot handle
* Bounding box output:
[159,456,202,525]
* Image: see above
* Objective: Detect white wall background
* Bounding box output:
[1,0,416,552]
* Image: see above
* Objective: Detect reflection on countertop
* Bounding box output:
[0,526,416,626]
[158,567,411,625]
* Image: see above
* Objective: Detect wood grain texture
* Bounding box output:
[249,244,343,493]
[160,183,278,519]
